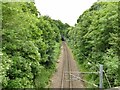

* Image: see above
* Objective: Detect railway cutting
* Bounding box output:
[50,41,85,88]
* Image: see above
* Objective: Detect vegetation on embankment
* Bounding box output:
[1,2,69,88]
[66,2,120,88]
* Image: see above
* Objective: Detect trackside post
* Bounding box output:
[99,64,103,88]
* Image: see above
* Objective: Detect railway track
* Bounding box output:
[61,42,73,88]
[50,41,84,88]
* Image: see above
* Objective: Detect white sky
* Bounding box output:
[34,0,98,26]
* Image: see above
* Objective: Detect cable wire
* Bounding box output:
[103,70,111,88]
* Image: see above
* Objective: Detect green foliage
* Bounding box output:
[67,2,119,88]
[0,53,12,87]
[2,2,64,88]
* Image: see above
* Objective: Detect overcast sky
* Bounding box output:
[34,0,98,26]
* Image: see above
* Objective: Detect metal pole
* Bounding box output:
[99,64,103,88]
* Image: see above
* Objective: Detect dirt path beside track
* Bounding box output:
[50,41,85,88]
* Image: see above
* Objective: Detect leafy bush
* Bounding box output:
[66,2,120,88]
[2,2,66,88]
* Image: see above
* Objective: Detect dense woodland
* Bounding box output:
[1,2,69,88]
[66,2,120,88]
[1,1,120,89]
